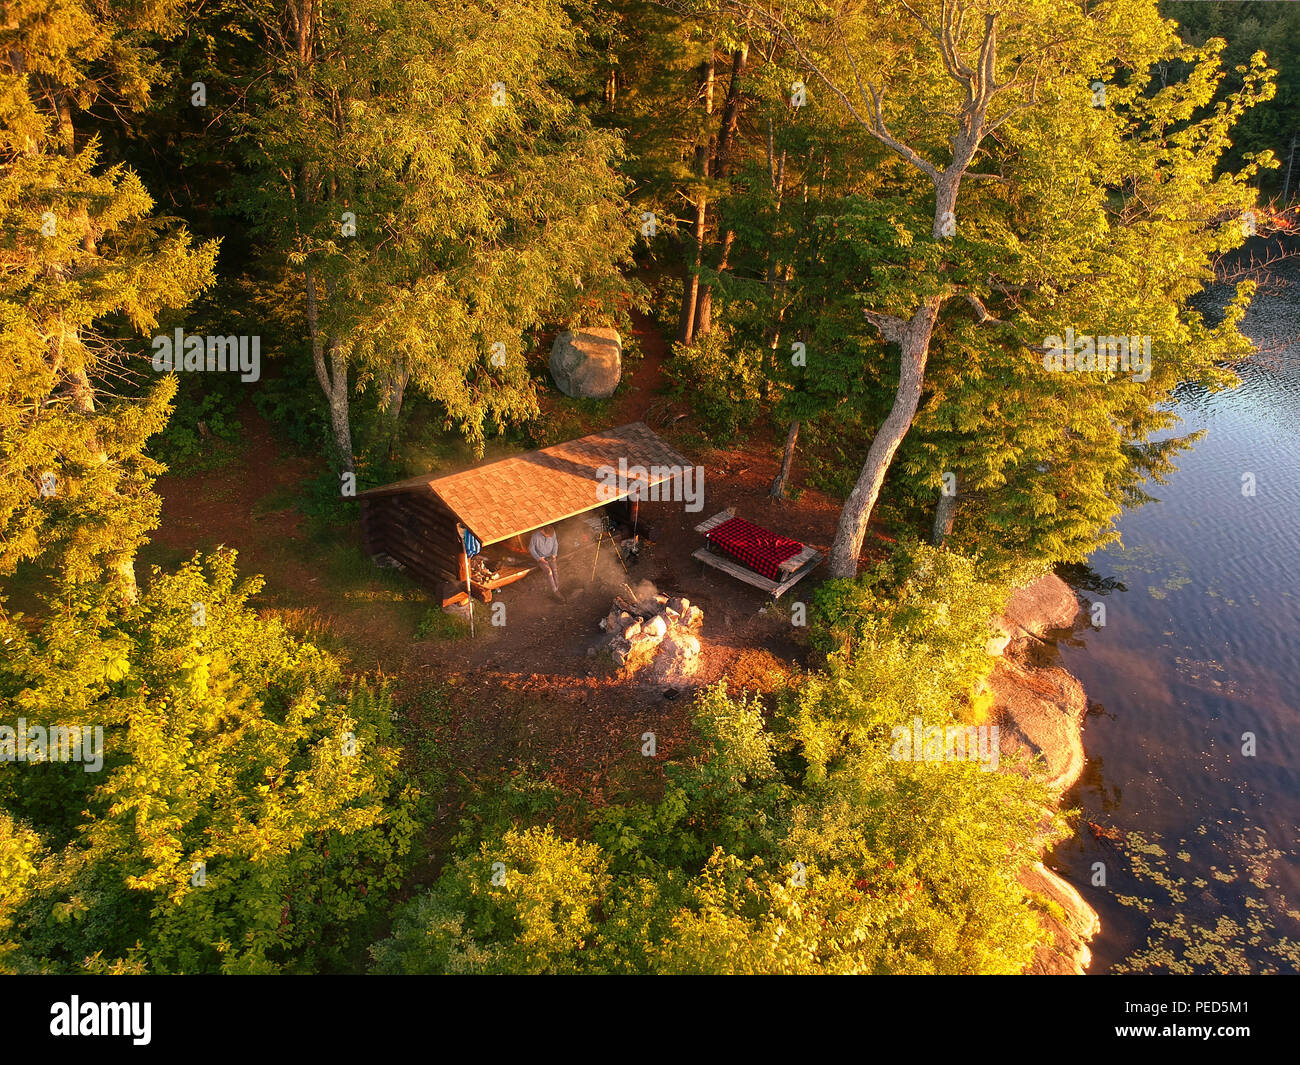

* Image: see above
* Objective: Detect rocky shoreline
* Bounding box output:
[988,574,1100,975]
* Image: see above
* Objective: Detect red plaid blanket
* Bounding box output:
[705,516,803,581]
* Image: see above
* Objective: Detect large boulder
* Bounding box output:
[1019,862,1101,975]
[988,655,1088,791]
[550,328,622,399]
[995,573,1080,645]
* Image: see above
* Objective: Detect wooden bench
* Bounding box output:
[694,508,736,536]
[691,508,824,598]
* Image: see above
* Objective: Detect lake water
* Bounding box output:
[1050,251,1300,973]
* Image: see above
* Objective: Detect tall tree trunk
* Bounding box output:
[385,363,409,427]
[693,261,713,337]
[305,262,355,473]
[823,166,972,575]
[693,45,748,340]
[50,90,140,600]
[676,206,704,344]
[759,130,789,395]
[763,133,787,309]
[325,338,354,471]
[112,556,139,601]
[694,227,735,337]
[826,298,942,577]
[713,46,747,175]
[291,0,354,472]
[677,58,714,345]
[753,7,1005,577]
[65,363,138,601]
[826,170,964,576]
[932,487,959,545]
[63,367,96,413]
[383,361,410,458]
[54,92,75,152]
[761,260,794,403]
[770,420,799,500]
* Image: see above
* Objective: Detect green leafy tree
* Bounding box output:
[722,0,1271,576]
[0,551,416,973]
[371,826,609,975]
[590,2,751,343]
[1166,0,1300,201]
[0,0,217,595]
[0,811,42,972]
[230,0,634,470]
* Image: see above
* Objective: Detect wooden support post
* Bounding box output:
[457,524,475,637]
[464,549,474,635]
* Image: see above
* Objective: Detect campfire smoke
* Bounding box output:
[594,588,704,683]
[627,578,658,603]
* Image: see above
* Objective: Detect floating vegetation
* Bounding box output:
[1112,826,1300,973]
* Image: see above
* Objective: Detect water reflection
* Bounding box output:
[1048,252,1300,973]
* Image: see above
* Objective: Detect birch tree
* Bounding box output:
[726,0,1271,576]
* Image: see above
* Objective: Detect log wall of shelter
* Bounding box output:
[361,490,464,587]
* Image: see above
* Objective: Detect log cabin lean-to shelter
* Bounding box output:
[358,422,692,600]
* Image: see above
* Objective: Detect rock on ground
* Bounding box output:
[996,573,1080,643]
[987,571,1087,791]
[989,655,1088,792]
[985,572,1101,974]
[648,632,701,685]
[550,328,622,399]
[1020,862,1102,975]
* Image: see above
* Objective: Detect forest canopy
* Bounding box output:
[1,0,1294,978]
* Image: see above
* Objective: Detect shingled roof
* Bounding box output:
[360,422,692,546]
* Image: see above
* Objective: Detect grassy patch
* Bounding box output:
[270,605,348,653]
[250,483,302,518]
[414,607,471,641]
[400,685,455,796]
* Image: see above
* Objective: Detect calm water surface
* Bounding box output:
[1051,258,1300,972]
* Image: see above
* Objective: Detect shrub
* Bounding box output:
[791,542,1012,779]
[370,826,609,974]
[661,328,765,439]
[0,551,417,973]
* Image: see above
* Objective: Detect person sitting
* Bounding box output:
[529,525,563,601]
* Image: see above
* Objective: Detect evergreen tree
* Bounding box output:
[0,0,217,596]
